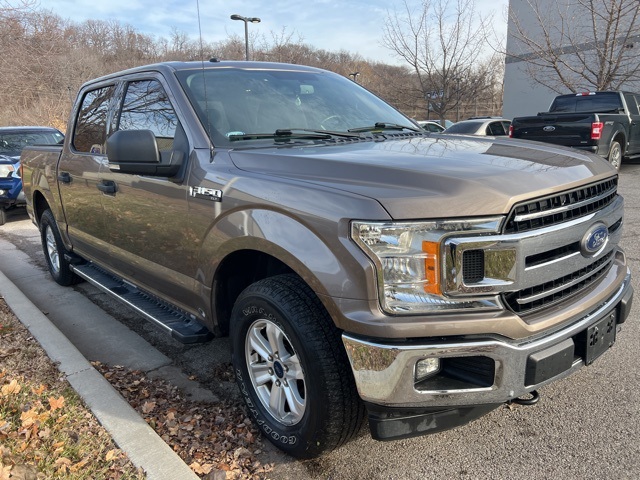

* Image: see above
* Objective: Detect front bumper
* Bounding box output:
[0,178,24,208]
[343,270,632,410]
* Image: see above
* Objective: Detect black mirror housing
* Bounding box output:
[107,130,182,177]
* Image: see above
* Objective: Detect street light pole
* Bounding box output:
[230,14,261,61]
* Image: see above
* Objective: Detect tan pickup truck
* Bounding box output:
[21,60,633,458]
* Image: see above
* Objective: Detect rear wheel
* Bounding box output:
[230,274,364,458]
[607,141,622,170]
[40,209,81,286]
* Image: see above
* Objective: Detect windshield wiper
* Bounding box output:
[348,122,422,133]
[228,129,362,141]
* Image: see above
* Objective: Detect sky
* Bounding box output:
[40,0,509,65]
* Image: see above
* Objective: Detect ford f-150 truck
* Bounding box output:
[509,91,640,170]
[21,61,633,458]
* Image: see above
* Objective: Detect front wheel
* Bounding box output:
[607,141,622,170]
[40,209,82,286]
[230,274,364,458]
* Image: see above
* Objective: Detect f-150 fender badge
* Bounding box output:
[581,223,608,257]
[190,186,223,202]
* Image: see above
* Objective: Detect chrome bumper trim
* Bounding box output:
[342,270,632,408]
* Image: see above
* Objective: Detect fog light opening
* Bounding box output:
[414,358,441,383]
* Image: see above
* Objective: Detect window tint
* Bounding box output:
[117,80,179,150]
[73,85,115,153]
[0,130,63,157]
[444,122,481,134]
[486,122,506,136]
[550,93,623,113]
[624,93,639,115]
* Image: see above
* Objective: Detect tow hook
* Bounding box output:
[509,390,540,406]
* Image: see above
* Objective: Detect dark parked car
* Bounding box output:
[444,117,511,136]
[0,126,64,225]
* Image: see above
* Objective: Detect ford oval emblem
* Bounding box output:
[580,223,608,257]
[543,126,556,132]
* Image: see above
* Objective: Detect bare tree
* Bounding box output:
[383,0,499,122]
[508,0,640,93]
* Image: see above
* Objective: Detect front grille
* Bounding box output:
[504,178,617,234]
[503,251,614,314]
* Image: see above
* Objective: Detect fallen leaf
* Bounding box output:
[48,396,65,411]
[141,401,156,414]
[31,384,46,395]
[1,379,21,396]
[105,449,120,461]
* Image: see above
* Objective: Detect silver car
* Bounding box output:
[443,117,511,136]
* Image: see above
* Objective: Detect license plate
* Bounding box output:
[578,311,617,365]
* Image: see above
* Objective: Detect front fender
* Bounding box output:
[197,208,379,307]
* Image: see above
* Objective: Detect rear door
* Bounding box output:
[623,93,640,154]
[57,84,117,263]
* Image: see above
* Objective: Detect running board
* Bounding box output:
[70,263,212,344]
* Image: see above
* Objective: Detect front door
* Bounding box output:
[99,77,196,308]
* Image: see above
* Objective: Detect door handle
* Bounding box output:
[97,180,117,194]
[58,172,72,183]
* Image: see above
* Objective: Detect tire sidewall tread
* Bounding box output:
[230,274,364,458]
[40,209,81,286]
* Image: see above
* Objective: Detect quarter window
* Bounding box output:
[118,80,178,151]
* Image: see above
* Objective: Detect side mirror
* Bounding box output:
[107,130,183,177]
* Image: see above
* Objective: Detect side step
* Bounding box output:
[71,263,212,344]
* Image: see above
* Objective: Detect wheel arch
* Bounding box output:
[611,130,626,156]
[32,190,50,225]
[202,210,373,336]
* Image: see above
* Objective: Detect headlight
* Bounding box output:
[352,219,504,314]
[0,164,15,178]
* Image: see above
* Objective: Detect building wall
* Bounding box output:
[502,0,640,119]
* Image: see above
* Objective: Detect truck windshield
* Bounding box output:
[549,93,623,113]
[176,67,415,146]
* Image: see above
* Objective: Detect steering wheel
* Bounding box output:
[320,115,345,131]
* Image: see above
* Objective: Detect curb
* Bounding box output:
[0,269,199,480]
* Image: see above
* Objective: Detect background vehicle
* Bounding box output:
[20,61,632,458]
[0,126,64,225]
[417,120,445,132]
[443,117,511,136]
[509,91,640,169]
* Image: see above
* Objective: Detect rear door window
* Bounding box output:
[73,85,116,153]
[624,93,639,115]
[550,93,623,113]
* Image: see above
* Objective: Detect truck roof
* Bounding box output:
[81,60,327,88]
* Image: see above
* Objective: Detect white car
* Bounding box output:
[443,117,511,136]
[416,120,445,132]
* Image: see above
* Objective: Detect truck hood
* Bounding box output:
[228,135,616,219]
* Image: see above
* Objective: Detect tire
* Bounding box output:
[40,209,82,286]
[608,141,622,170]
[0,208,6,226]
[230,274,365,458]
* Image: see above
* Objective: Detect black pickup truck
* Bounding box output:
[509,91,640,169]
